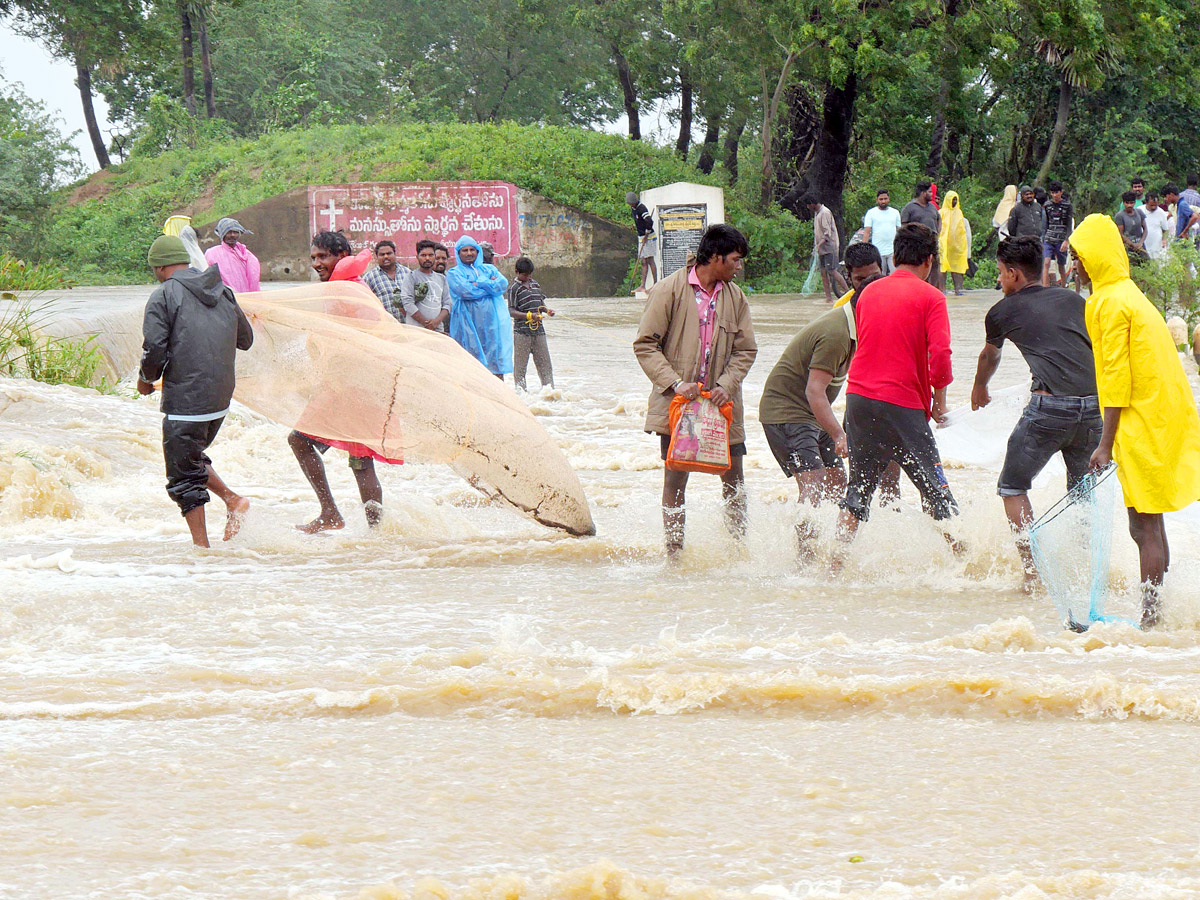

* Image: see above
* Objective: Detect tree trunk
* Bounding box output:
[723,113,746,184]
[675,65,693,158]
[696,116,720,174]
[759,52,797,210]
[925,78,949,178]
[197,5,216,118]
[180,1,196,115]
[612,44,640,140]
[75,62,110,169]
[1034,76,1073,186]
[778,73,859,242]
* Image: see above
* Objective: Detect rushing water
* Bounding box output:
[4,288,1200,899]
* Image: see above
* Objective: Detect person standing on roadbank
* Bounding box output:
[627,191,658,293]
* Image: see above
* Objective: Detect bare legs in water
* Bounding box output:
[182,465,250,548]
[662,456,746,558]
[288,431,383,534]
[1128,508,1169,628]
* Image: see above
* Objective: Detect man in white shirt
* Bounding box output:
[1141,192,1170,261]
[862,189,902,273]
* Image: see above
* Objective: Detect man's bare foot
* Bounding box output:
[223,496,250,541]
[297,513,345,534]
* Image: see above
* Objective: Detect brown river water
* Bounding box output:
[4,286,1200,899]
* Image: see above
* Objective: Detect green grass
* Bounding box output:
[45,122,805,287]
[0,297,112,390]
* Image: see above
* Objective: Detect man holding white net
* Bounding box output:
[1070,214,1200,628]
[970,235,1101,590]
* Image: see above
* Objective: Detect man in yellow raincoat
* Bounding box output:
[1069,214,1200,627]
[939,191,971,296]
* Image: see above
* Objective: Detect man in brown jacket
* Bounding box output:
[633,224,758,556]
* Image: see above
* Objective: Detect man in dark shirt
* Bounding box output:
[1007,185,1047,239]
[901,180,942,288]
[971,235,1100,589]
[627,190,658,292]
[1114,192,1146,253]
[1041,181,1073,286]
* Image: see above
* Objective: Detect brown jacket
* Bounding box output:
[633,265,757,442]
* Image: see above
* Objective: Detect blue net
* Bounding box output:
[1027,465,1128,631]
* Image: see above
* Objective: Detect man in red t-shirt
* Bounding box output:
[837,223,959,542]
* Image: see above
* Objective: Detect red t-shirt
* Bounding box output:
[846,269,952,418]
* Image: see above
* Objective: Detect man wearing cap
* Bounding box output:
[138,235,255,547]
[479,241,496,265]
[627,191,658,292]
[1006,186,1047,239]
[204,217,261,293]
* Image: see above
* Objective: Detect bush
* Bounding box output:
[0,252,75,294]
[1130,241,1200,323]
[0,298,109,389]
[38,122,804,290]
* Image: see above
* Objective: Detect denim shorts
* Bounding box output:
[1043,240,1068,266]
[998,394,1102,496]
[762,422,842,477]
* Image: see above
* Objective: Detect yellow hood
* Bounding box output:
[992,185,1017,227]
[1069,214,1130,290]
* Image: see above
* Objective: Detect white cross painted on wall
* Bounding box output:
[321,198,344,230]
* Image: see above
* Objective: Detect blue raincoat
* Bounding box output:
[447,235,512,375]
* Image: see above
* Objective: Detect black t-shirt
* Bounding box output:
[985,284,1097,396]
[631,202,654,236]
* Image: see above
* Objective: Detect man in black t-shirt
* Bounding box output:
[627,191,658,292]
[971,236,1101,589]
[1041,180,1073,286]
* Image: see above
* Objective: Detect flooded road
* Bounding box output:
[3,288,1200,899]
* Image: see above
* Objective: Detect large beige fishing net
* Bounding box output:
[231,282,594,535]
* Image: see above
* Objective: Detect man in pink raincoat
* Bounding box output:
[204,217,261,293]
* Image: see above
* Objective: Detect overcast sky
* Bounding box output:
[1,23,112,172]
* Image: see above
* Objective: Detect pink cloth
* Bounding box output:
[205,241,261,293]
[687,265,725,385]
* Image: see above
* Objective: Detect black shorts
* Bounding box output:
[163,416,224,516]
[290,430,373,470]
[818,252,839,272]
[998,395,1102,496]
[762,422,842,477]
[840,394,956,523]
[658,433,747,462]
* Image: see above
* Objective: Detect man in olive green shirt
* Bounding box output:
[760,243,883,553]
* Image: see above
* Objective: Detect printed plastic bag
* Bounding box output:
[666,391,734,474]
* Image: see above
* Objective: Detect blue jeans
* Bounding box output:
[998,394,1102,496]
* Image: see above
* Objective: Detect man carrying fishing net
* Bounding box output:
[1070,214,1200,628]
[970,235,1101,590]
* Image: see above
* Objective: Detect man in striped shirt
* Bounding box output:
[362,240,410,322]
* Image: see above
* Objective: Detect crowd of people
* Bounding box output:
[634,214,1200,630]
[135,186,1200,630]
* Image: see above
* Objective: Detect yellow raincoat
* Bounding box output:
[1069,214,1200,513]
[938,191,969,274]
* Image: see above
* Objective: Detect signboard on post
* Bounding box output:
[639,182,726,287]
[308,181,521,261]
[657,204,708,277]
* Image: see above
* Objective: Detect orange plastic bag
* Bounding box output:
[665,391,734,474]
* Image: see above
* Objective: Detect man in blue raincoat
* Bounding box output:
[446,235,512,378]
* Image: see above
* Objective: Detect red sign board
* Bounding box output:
[308,181,521,260]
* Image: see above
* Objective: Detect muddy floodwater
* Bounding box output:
[4,287,1200,899]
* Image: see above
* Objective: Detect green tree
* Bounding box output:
[0,74,83,247]
[7,0,143,168]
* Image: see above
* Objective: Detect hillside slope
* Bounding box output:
[53,122,802,285]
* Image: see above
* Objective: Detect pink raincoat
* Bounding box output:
[205,241,261,293]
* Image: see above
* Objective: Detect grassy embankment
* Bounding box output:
[51,122,806,289]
